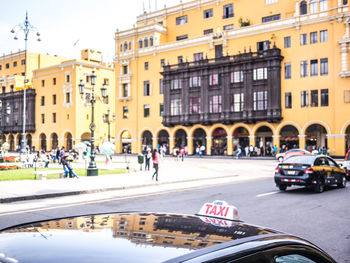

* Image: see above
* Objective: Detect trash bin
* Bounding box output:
[137,154,144,171]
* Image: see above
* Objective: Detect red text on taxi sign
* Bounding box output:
[197,200,239,221]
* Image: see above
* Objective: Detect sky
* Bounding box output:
[0,0,190,62]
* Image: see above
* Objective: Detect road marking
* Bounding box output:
[256,191,278,198]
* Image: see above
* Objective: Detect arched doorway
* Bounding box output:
[51,133,58,150]
[305,124,327,152]
[65,132,73,150]
[175,129,187,148]
[255,126,273,156]
[121,130,132,154]
[158,130,169,154]
[279,125,299,152]
[9,134,14,151]
[232,127,249,154]
[193,128,207,154]
[26,134,32,151]
[16,134,21,151]
[40,133,47,151]
[212,127,227,155]
[141,131,153,152]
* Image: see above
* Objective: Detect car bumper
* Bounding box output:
[274,174,316,187]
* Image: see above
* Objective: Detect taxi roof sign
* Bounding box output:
[197,200,239,221]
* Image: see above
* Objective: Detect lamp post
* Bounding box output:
[103,108,116,142]
[79,71,108,176]
[11,12,41,154]
[0,102,11,163]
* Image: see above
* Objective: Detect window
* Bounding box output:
[0,65,2,70]
[144,105,150,118]
[149,37,153,46]
[230,71,243,83]
[144,62,149,70]
[344,0,348,5]
[231,93,244,112]
[300,1,307,15]
[176,15,187,25]
[5,63,9,69]
[189,97,201,114]
[265,0,278,4]
[53,94,56,105]
[209,73,219,85]
[321,89,328,106]
[310,0,318,13]
[41,80,45,87]
[253,91,267,110]
[159,79,164,94]
[41,96,45,106]
[128,41,131,50]
[124,42,128,51]
[300,33,307,45]
[143,81,150,96]
[209,95,222,113]
[257,41,269,51]
[223,3,234,19]
[310,32,318,44]
[41,114,45,124]
[139,40,143,48]
[204,9,213,19]
[300,60,308,77]
[66,92,71,103]
[320,30,328,42]
[21,59,25,65]
[161,59,165,67]
[262,14,280,23]
[178,56,183,64]
[123,106,128,119]
[122,83,128,97]
[53,113,56,123]
[144,38,148,47]
[253,68,268,80]
[311,90,319,107]
[171,79,181,90]
[345,90,350,103]
[176,35,188,41]
[320,0,327,11]
[160,104,164,116]
[13,61,17,67]
[123,65,128,74]
[275,254,317,263]
[285,92,292,108]
[171,99,182,115]
[320,58,328,75]
[66,74,70,83]
[223,24,234,31]
[285,63,291,79]
[204,29,213,35]
[194,52,203,61]
[189,76,201,87]
[120,44,123,52]
[53,78,56,85]
[310,59,318,76]
[301,91,309,107]
[284,36,291,48]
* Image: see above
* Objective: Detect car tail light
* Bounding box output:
[304,167,313,174]
[275,167,280,173]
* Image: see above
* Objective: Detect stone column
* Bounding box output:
[298,134,306,150]
[187,136,194,155]
[206,136,213,155]
[169,137,175,153]
[272,135,281,154]
[227,136,233,155]
[249,135,255,147]
[152,137,158,150]
[327,134,346,156]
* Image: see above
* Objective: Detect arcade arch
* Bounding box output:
[175,129,187,148]
[211,127,227,155]
[39,133,47,151]
[157,129,169,154]
[255,126,273,156]
[279,125,299,151]
[305,124,327,151]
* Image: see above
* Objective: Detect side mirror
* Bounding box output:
[338,163,343,168]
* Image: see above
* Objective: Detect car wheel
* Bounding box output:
[314,180,324,193]
[279,184,287,191]
[278,156,283,162]
[337,175,347,188]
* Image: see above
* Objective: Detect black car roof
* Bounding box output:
[0,212,283,263]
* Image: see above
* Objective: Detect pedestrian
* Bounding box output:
[62,155,79,178]
[200,145,205,157]
[249,145,253,157]
[236,146,242,159]
[145,148,151,171]
[152,149,159,181]
[180,147,185,161]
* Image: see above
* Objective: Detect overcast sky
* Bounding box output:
[0,0,190,62]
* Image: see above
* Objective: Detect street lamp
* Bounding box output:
[79,71,108,176]
[0,102,11,163]
[11,11,41,155]
[103,108,116,142]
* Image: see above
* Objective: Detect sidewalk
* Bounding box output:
[0,156,276,203]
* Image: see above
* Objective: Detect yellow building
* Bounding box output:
[114,0,350,156]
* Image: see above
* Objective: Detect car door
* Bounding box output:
[314,157,331,183]
[327,157,343,183]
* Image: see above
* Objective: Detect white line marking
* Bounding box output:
[256,191,279,198]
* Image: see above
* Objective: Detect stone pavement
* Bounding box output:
[0,155,277,203]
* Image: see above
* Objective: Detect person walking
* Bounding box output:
[236,146,242,159]
[62,155,79,178]
[152,149,159,181]
[145,148,151,171]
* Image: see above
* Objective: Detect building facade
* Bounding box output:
[114,0,350,156]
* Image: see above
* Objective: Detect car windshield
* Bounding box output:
[283,155,315,165]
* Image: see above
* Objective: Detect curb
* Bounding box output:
[0,174,239,204]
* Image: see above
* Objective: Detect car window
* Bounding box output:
[284,155,315,165]
[327,158,338,167]
[275,254,316,263]
[314,157,329,166]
